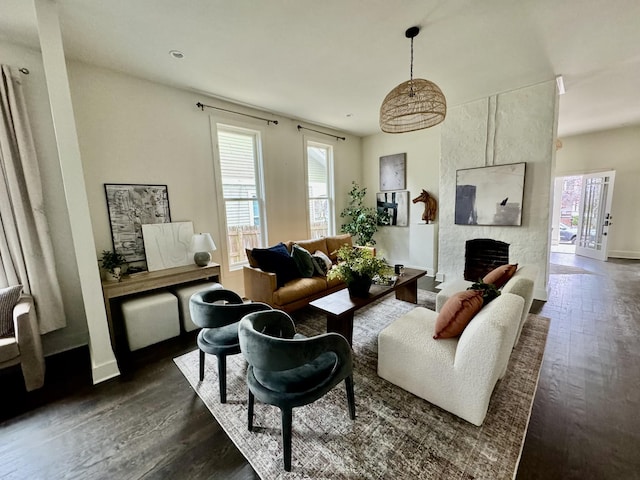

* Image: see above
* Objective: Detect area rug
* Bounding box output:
[174,290,549,479]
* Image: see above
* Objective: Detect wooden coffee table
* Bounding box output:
[309,267,427,345]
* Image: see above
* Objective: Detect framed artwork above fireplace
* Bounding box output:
[455,162,526,226]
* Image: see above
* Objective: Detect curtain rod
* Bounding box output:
[196,102,278,125]
[297,125,345,141]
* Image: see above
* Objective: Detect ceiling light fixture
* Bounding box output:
[169,50,184,59]
[380,26,446,133]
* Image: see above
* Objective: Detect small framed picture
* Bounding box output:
[379,153,406,191]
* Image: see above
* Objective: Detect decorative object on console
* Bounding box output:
[100,250,126,282]
[190,232,217,267]
[379,153,406,190]
[379,26,446,133]
[376,190,409,227]
[412,189,438,223]
[104,184,171,262]
[455,162,526,226]
[327,245,391,297]
[340,181,389,245]
[143,221,194,271]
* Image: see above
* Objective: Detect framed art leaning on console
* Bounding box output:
[455,162,526,226]
[104,183,171,263]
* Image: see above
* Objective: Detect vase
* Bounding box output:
[347,274,372,298]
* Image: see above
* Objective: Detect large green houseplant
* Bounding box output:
[327,245,392,297]
[339,181,389,246]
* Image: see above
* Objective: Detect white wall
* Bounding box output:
[556,126,640,259]
[439,81,558,299]
[0,40,89,355]
[67,62,362,294]
[361,128,441,275]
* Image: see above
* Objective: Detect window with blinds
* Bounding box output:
[217,125,266,268]
[305,141,334,239]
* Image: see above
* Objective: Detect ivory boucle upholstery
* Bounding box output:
[378,292,525,426]
[436,264,538,346]
[243,234,355,312]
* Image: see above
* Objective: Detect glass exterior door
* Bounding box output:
[575,171,615,261]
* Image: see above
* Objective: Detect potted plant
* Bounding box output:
[100,250,126,282]
[339,181,389,246]
[327,245,392,297]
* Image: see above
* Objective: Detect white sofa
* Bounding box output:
[436,264,538,346]
[378,292,525,426]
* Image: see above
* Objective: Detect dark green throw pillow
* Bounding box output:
[291,244,315,278]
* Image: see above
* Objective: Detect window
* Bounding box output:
[216,124,266,268]
[305,141,334,238]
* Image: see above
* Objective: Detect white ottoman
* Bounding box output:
[173,282,222,332]
[121,291,180,351]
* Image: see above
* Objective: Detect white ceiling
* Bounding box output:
[2,0,640,138]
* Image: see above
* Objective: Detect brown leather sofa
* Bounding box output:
[243,234,355,312]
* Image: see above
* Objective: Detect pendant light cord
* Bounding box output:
[409,35,415,97]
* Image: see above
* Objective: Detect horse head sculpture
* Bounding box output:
[412,189,437,223]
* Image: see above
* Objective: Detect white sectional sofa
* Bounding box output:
[378,292,525,426]
[435,264,538,345]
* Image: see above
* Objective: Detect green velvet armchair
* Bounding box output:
[238,309,355,471]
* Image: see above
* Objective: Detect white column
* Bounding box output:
[33,0,120,383]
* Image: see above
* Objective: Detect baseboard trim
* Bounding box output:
[92,359,120,384]
[609,250,640,260]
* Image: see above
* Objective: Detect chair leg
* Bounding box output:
[248,390,255,432]
[345,376,356,420]
[281,408,293,472]
[199,350,205,381]
[217,355,227,403]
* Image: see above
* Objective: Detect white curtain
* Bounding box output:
[0,65,66,334]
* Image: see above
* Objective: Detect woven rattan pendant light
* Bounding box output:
[380,26,446,133]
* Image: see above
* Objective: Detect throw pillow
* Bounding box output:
[251,243,300,288]
[291,244,315,278]
[311,255,329,276]
[483,263,518,289]
[433,289,484,339]
[314,250,332,270]
[0,285,23,338]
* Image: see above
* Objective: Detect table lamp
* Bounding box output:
[190,233,216,267]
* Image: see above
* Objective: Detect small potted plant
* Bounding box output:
[100,250,126,282]
[327,245,392,297]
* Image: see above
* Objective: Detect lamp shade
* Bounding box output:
[190,233,216,267]
[379,78,447,133]
[190,233,216,253]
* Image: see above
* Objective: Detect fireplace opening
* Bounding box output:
[464,239,509,282]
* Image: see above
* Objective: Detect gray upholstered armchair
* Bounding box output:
[189,288,271,403]
[0,294,45,391]
[238,309,355,471]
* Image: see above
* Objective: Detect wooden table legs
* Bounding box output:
[326,312,354,345]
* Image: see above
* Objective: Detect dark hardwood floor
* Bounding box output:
[1,253,638,479]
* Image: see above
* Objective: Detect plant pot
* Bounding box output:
[104,267,122,282]
[347,274,372,298]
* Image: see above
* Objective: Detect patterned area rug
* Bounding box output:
[174,290,549,479]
